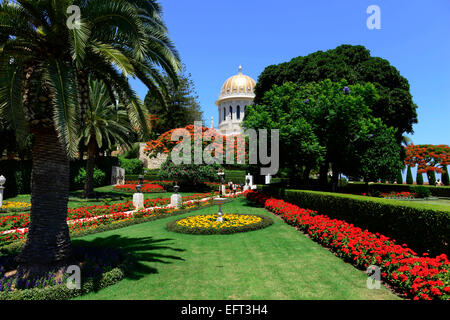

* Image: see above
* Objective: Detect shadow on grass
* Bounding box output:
[72,235,186,283]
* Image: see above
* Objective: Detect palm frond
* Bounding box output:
[0,61,28,144]
[44,59,79,157]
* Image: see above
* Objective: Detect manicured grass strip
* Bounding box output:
[73,198,399,300]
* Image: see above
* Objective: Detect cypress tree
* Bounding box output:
[406,166,413,185]
[442,165,449,186]
[396,169,403,184]
[416,171,424,185]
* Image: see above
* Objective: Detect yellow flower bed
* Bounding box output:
[177,214,262,229]
[1,201,31,210]
[167,213,273,235]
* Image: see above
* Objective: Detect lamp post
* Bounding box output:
[217,169,225,197]
[213,169,226,222]
[0,175,5,208]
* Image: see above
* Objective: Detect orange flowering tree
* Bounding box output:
[404,144,450,174]
[144,124,246,163]
[144,125,247,188]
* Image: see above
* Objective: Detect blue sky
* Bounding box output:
[129,0,449,178]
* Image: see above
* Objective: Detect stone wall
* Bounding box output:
[139,143,168,170]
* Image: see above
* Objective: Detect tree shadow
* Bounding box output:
[72,235,186,289]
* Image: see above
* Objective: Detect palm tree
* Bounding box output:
[81,77,134,198]
[0,0,180,277]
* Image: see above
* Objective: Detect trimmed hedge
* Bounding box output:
[0,157,119,198]
[259,186,450,256]
[224,170,246,184]
[126,170,160,182]
[166,214,273,235]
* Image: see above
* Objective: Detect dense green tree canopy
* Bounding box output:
[244,79,403,184]
[254,45,418,140]
[145,66,203,137]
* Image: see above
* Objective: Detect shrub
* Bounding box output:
[258,186,450,256]
[416,172,424,185]
[126,170,160,181]
[119,157,143,175]
[411,186,431,199]
[406,166,413,185]
[73,167,106,190]
[224,170,246,184]
[158,159,219,189]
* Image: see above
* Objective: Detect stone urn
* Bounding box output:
[213,197,227,222]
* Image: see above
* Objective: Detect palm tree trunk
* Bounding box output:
[83,137,96,198]
[18,126,73,277]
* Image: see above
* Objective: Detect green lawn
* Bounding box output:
[4,185,199,210]
[73,198,400,300]
[340,193,450,212]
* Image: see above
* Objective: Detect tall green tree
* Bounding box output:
[81,78,135,198]
[244,79,402,186]
[406,166,414,185]
[396,170,404,184]
[144,65,203,137]
[416,171,424,185]
[0,0,180,276]
[427,170,436,186]
[442,165,449,186]
[254,45,418,142]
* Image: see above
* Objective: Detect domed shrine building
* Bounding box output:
[215,66,256,136]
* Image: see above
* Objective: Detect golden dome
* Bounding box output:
[217,66,256,102]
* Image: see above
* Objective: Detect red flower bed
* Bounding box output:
[380,192,417,199]
[0,192,218,246]
[245,190,449,300]
[113,183,165,193]
[0,193,217,234]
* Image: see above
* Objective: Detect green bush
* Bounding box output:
[411,186,431,199]
[406,166,413,185]
[259,186,450,256]
[126,170,160,182]
[119,157,143,175]
[73,167,106,190]
[443,166,450,186]
[224,170,246,184]
[158,159,219,189]
[416,172,424,185]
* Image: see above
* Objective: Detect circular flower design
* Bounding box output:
[167,213,273,235]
